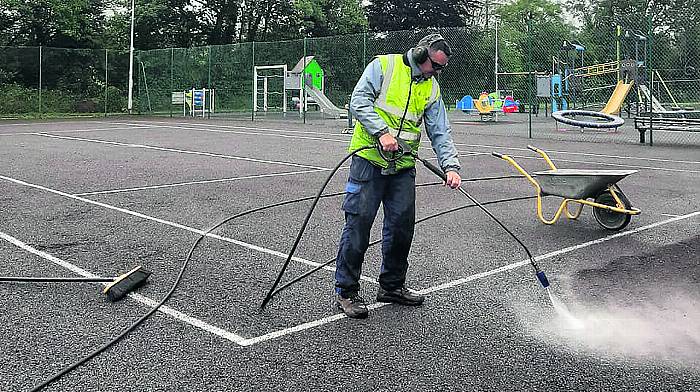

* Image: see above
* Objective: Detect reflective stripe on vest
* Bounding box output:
[375,56,440,125]
[348,54,441,170]
[388,127,420,141]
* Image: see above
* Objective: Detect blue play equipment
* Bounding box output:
[457,95,475,112]
[551,74,568,112]
[551,41,585,112]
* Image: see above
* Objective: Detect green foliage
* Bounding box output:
[498,0,572,72]
[0,83,88,114]
[366,0,477,31]
[1,0,108,47]
[295,0,368,36]
[0,84,38,114]
[1,0,699,118]
[98,85,127,113]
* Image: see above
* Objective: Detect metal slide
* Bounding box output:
[304,82,346,119]
[638,84,672,113]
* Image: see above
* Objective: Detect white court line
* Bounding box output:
[239,301,391,346]
[32,133,329,171]
[0,126,151,136]
[111,121,697,172]
[5,118,698,168]
[120,120,699,165]
[109,121,351,145]
[74,168,329,196]
[240,211,700,346]
[458,151,700,174]
[0,120,110,128]
[112,120,328,136]
[0,230,246,344]
[0,174,377,286]
[461,143,700,165]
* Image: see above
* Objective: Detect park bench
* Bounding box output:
[634,115,700,143]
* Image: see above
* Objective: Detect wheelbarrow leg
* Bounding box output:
[536,197,574,225]
[564,202,584,220]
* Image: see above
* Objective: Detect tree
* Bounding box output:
[295,0,368,37]
[239,0,297,42]
[365,0,479,31]
[102,0,202,50]
[0,0,108,47]
[497,0,572,72]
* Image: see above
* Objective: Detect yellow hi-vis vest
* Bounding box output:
[348,54,440,170]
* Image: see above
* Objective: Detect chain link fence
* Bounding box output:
[1,8,698,145]
[0,47,129,117]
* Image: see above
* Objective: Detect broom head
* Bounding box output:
[102,266,151,301]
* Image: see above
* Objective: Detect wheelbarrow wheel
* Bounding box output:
[592,190,632,230]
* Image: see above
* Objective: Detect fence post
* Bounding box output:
[616,25,621,82]
[105,49,108,117]
[170,47,174,118]
[303,37,307,124]
[647,10,654,146]
[527,13,533,139]
[208,45,212,119]
[38,45,42,117]
[251,41,255,122]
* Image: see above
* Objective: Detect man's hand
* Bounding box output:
[445,171,461,189]
[378,133,399,151]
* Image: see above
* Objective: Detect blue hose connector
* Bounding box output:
[536,271,550,288]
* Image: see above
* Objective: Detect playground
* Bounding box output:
[454,24,700,143]
[253,56,345,119]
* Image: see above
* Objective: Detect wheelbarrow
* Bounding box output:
[492,145,641,230]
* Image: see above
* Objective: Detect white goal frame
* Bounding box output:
[253,65,288,113]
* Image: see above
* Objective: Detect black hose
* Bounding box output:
[27,144,526,390]
[260,146,373,308]
[267,194,537,300]
[413,154,544,274]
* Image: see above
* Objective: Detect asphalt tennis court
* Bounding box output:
[1,115,698,391]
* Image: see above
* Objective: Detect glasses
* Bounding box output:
[428,56,447,71]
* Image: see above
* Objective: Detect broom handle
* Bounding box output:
[0,277,113,282]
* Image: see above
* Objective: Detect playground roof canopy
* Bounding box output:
[291,56,316,73]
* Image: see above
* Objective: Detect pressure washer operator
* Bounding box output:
[335,34,462,319]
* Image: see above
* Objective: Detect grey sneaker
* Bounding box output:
[335,293,369,319]
[376,286,424,306]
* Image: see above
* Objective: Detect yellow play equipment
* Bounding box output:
[473,92,500,121]
[474,92,494,113]
[601,80,634,115]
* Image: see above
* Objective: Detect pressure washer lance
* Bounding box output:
[411,144,549,288]
[260,141,550,309]
[0,266,152,301]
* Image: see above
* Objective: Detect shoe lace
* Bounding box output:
[348,294,366,304]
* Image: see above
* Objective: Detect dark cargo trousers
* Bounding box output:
[335,156,416,297]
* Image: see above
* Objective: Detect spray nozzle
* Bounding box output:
[536,270,550,288]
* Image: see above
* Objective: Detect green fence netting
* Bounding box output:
[1,6,698,145]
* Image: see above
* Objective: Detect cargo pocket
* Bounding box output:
[349,155,377,182]
[341,181,362,214]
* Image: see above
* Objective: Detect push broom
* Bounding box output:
[0,266,151,301]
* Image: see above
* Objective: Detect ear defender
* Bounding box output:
[412,33,446,64]
[413,46,428,64]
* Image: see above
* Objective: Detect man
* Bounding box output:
[335,34,462,319]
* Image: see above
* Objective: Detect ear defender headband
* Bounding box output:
[413,33,446,64]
